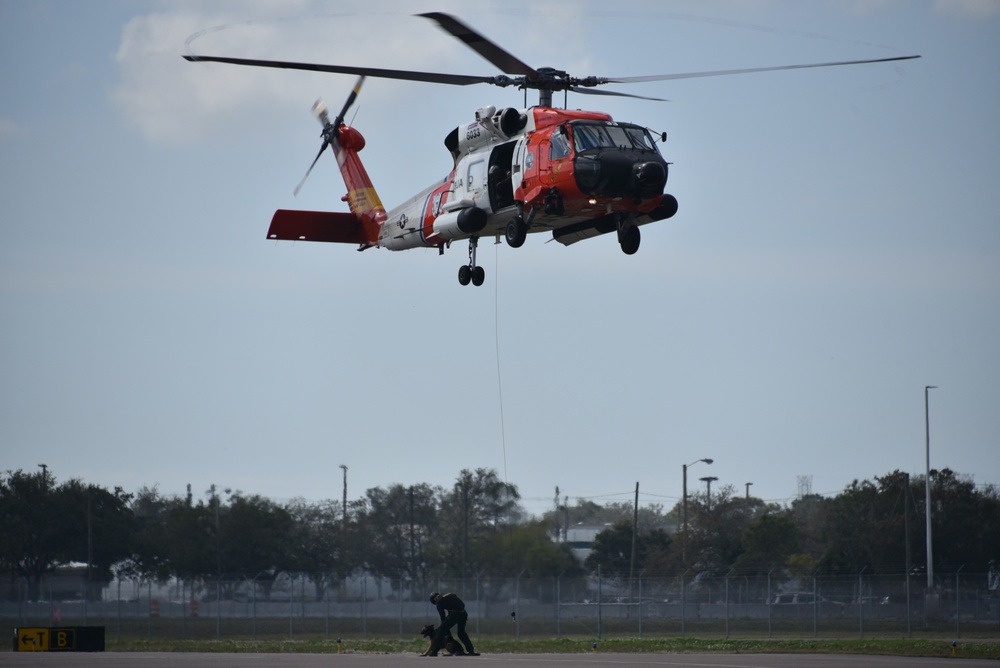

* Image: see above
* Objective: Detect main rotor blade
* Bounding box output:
[604,54,920,84]
[183,54,496,87]
[570,87,669,102]
[419,12,538,77]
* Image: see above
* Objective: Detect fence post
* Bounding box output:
[362,576,368,640]
[597,564,603,641]
[638,574,643,639]
[116,578,122,642]
[149,580,154,640]
[725,569,735,640]
[515,569,524,641]
[476,572,483,637]
[812,570,818,639]
[217,578,222,641]
[555,573,562,640]
[767,569,773,639]
[858,566,867,639]
[680,570,686,639]
[956,565,965,639]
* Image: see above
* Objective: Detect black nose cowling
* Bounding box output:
[634,160,667,198]
[574,150,668,201]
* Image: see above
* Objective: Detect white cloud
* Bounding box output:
[111,2,481,145]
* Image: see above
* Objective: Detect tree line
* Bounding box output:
[2,466,997,602]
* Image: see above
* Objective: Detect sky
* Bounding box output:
[1,0,998,520]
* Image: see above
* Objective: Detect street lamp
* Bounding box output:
[924,385,937,590]
[700,476,719,511]
[682,458,713,566]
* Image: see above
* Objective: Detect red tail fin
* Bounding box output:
[333,125,386,236]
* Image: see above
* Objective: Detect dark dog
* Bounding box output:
[419,623,466,656]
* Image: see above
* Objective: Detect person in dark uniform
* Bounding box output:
[428,591,479,656]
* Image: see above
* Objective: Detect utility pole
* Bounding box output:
[339,465,348,528]
[700,476,719,511]
[924,386,937,589]
[629,482,639,600]
[682,458,713,567]
[408,486,414,576]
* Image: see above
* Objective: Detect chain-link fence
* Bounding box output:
[4,570,998,642]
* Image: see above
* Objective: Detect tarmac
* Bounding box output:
[1,653,997,667]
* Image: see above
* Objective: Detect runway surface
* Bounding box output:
[0,653,995,667]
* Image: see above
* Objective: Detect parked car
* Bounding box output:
[769,592,845,615]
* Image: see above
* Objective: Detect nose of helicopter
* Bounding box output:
[633,160,667,198]
[574,150,668,201]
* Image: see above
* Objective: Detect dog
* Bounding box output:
[419,623,466,656]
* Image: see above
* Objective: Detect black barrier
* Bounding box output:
[13,626,105,652]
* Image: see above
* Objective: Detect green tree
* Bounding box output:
[686,484,748,573]
[0,469,134,601]
[285,498,348,600]
[129,486,173,581]
[733,513,801,574]
[924,469,1000,573]
[437,469,521,576]
[355,483,439,583]
[583,519,671,577]
[219,494,294,595]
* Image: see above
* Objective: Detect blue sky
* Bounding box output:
[1,0,997,518]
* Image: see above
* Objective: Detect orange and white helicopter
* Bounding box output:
[185,13,917,286]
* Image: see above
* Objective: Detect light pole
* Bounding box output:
[682,458,713,566]
[745,482,753,515]
[37,463,48,487]
[339,464,348,528]
[924,385,937,590]
[700,476,719,511]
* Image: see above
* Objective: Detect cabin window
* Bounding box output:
[550,132,571,159]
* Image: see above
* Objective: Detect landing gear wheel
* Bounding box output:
[620,223,640,255]
[457,235,485,286]
[505,216,527,248]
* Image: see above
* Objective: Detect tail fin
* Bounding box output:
[332,125,387,235]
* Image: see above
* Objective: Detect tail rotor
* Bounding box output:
[293,76,365,196]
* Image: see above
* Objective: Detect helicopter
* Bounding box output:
[184,12,918,286]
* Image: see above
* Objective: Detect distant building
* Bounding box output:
[563,524,608,562]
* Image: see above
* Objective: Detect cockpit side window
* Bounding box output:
[625,126,656,151]
[550,130,572,159]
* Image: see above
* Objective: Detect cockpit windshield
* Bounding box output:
[571,122,659,153]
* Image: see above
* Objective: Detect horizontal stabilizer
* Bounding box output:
[267,209,371,244]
